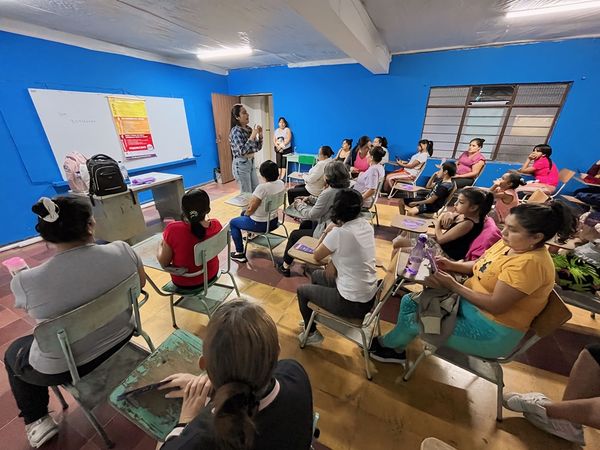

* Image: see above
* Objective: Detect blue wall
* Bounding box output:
[0,31,227,245]
[2,32,599,245]
[228,38,600,187]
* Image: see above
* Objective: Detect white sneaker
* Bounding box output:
[25,415,59,448]
[503,392,550,416]
[298,330,324,346]
[524,412,586,446]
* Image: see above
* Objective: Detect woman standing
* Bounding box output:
[517,144,559,195]
[453,138,486,189]
[229,104,263,195]
[273,117,293,180]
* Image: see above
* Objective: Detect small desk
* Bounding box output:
[575,174,600,187]
[288,236,330,265]
[391,214,434,233]
[285,153,316,182]
[109,329,203,441]
[391,182,428,193]
[546,237,581,251]
[89,172,184,242]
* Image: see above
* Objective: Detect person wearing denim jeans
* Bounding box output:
[230,160,285,263]
[229,104,262,194]
[232,156,259,194]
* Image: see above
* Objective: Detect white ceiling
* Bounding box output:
[1,0,600,73]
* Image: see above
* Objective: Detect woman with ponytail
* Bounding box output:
[370,201,577,365]
[517,144,560,195]
[158,188,222,288]
[384,139,432,193]
[4,196,145,448]
[159,299,313,450]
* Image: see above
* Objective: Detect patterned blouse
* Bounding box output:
[229,125,263,158]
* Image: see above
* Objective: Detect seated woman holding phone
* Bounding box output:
[369,202,577,364]
[158,299,314,450]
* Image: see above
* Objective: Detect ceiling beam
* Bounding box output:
[288,0,390,74]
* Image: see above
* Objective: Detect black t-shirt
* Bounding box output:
[161,359,313,450]
[424,179,453,213]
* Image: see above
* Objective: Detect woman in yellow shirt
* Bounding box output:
[370,202,577,364]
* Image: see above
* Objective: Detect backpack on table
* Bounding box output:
[86,154,127,196]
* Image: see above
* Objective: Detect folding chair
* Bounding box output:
[144,224,240,328]
[520,168,575,201]
[244,191,290,266]
[389,159,428,198]
[299,252,402,380]
[35,273,155,448]
[402,289,572,421]
[360,177,385,226]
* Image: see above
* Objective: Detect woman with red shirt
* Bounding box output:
[158,188,222,287]
[517,144,560,195]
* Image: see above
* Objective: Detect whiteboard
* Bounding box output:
[29,88,193,179]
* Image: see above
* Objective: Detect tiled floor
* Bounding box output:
[0,180,598,449]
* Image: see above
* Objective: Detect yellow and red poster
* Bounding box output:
[108,97,156,160]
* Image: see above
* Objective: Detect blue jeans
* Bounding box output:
[230,213,280,253]
[232,157,259,194]
[381,294,525,359]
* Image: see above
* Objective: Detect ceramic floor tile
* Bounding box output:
[0,389,19,429]
[0,319,32,348]
[0,417,31,450]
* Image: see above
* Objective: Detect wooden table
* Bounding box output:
[391,214,434,233]
[288,236,330,265]
[575,174,600,187]
[391,182,429,193]
[109,329,203,441]
[546,236,581,251]
[395,250,432,281]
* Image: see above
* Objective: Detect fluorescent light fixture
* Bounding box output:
[506,1,600,19]
[196,46,252,60]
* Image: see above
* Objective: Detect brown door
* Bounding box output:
[211,93,240,183]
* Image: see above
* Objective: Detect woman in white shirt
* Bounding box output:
[287,146,334,204]
[273,117,293,180]
[296,188,379,346]
[230,160,285,263]
[373,136,389,164]
[383,139,432,194]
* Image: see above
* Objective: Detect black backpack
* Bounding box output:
[86,154,127,196]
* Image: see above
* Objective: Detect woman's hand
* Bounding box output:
[159,373,198,398]
[178,374,212,424]
[435,256,455,273]
[527,152,537,160]
[424,270,457,290]
[438,212,454,228]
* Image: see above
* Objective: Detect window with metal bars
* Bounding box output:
[420,83,570,162]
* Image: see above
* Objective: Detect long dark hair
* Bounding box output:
[460,187,494,221]
[353,135,370,153]
[510,202,577,246]
[205,299,279,450]
[181,188,211,240]
[374,136,388,148]
[230,104,244,129]
[418,139,434,156]
[277,116,289,128]
[505,171,526,189]
[534,144,553,169]
[32,195,92,243]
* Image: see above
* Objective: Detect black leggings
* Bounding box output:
[275,148,293,168]
[287,184,311,204]
[283,220,316,265]
[4,332,132,424]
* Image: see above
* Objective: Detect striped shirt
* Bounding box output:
[229,125,263,158]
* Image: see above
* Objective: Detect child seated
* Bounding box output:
[158,299,314,450]
[398,161,457,216]
[353,146,386,206]
[489,171,526,224]
[393,188,494,261]
[158,188,222,288]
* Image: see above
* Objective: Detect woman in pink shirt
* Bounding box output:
[517,144,560,195]
[453,138,487,188]
[346,135,371,176]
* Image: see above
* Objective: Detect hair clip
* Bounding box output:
[188,210,199,219]
[38,197,60,223]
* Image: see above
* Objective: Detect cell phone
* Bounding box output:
[294,243,314,254]
[425,249,437,273]
[117,380,171,401]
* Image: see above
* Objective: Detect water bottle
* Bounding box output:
[402,234,428,279]
[118,161,130,184]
